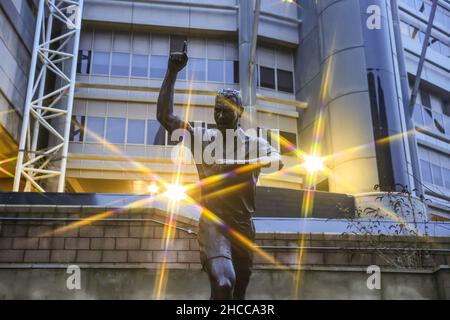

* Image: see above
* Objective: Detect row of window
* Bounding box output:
[69,116,298,155]
[401,0,450,28]
[412,88,450,138]
[400,20,450,57]
[420,159,450,189]
[78,50,239,84]
[418,146,450,191]
[77,50,295,93]
[413,104,450,137]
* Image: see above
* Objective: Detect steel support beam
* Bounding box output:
[408,0,438,115]
[13,0,84,192]
[391,0,423,196]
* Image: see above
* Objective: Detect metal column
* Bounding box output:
[238,0,258,129]
[13,0,84,192]
[408,0,438,114]
[391,0,424,196]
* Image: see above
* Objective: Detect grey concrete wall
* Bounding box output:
[0,0,36,141]
[0,266,448,299]
[82,0,299,45]
[0,204,449,299]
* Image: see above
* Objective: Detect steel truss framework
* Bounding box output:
[13,0,84,192]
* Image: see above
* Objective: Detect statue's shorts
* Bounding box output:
[197,213,255,274]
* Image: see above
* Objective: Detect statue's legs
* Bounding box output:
[231,245,253,300]
[205,257,235,299]
[198,215,255,300]
[198,216,235,300]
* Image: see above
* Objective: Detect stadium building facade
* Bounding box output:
[0,0,449,299]
[0,0,449,217]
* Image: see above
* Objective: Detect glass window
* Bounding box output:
[111,52,130,76]
[170,35,187,53]
[258,128,280,152]
[443,167,450,189]
[150,55,167,79]
[420,159,433,183]
[224,60,233,84]
[416,0,425,13]
[131,54,148,77]
[208,59,224,82]
[177,67,187,80]
[85,117,105,142]
[429,37,441,54]
[147,120,166,145]
[402,0,415,8]
[225,60,239,84]
[106,117,126,144]
[277,69,294,93]
[420,89,432,108]
[70,115,85,142]
[418,31,426,44]
[410,26,419,41]
[432,164,444,186]
[444,101,450,117]
[260,66,275,89]
[279,131,297,155]
[423,2,431,16]
[127,119,145,144]
[399,21,409,36]
[413,106,424,126]
[435,6,447,25]
[92,51,110,75]
[445,114,450,135]
[188,58,206,81]
[267,129,281,151]
[77,50,91,74]
[440,42,450,58]
[433,113,445,134]
[423,108,433,127]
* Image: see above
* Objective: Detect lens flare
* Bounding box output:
[164,184,187,201]
[301,154,325,173]
[147,182,160,194]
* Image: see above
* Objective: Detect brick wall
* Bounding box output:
[0,216,200,268]
[0,206,450,269]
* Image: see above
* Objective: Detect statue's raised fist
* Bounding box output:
[168,41,188,73]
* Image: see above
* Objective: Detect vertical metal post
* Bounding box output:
[391,0,423,196]
[13,0,84,192]
[408,0,438,115]
[248,0,261,105]
[239,0,256,129]
[58,0,84,192]
[13,0,45,192]
[27,6,55,192]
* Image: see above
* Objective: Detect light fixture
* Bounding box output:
[302,154,325,173]
[164,184,187,201]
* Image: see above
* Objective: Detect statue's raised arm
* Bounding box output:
[157,41,192,134]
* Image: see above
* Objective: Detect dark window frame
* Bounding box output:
[276,69,294,93]
[259,66,276,90]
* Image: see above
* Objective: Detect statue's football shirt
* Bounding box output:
[187,127,278,233]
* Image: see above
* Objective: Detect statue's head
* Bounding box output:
[214,89,243,130]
